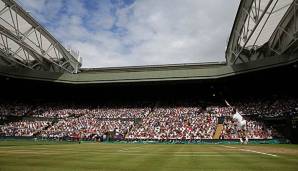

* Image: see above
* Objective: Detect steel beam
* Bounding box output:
[226,0,298,65]
[225,0,255,64]
[268,0,298,55]
[0,0,81,73]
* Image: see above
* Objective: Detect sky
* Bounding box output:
[19,0,240,68]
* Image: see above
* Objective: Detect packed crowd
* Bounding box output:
[0,105,149,138]
[126,107,217,139]
[206,106,234,117]
[220,118,277,139]
[0,97,297,140]
[233,98,298,117]
[0,103,31,116]
[0,120,49,136]
[40,116,134,139]
[33,104,150,119]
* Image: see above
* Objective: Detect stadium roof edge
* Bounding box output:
[0,53,297,84]
[80,62,227,73]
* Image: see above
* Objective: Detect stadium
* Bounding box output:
[0,0,298,170]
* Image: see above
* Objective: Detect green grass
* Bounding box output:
[0,141,298,171]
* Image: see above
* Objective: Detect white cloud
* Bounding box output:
[19,0,63,23]
[19,0,239,68]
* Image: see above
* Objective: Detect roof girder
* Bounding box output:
[0,0,81,73]
[226,0,297,65]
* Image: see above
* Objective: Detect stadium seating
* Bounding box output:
[0,97,297,140]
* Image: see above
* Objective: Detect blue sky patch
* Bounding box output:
[18,0,239,68]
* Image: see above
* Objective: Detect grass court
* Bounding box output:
[0,141,298,171]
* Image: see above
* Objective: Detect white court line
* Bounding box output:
[174,154,227,157]
[119,150,141,152]
[239,149,278,157]
[174,151,219,154]
[130,147,143,149]
[119,151,220,154]
[221,145,237,149]
[221,145,278,157]
[98,152,247,157]
[118,146,144,152]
